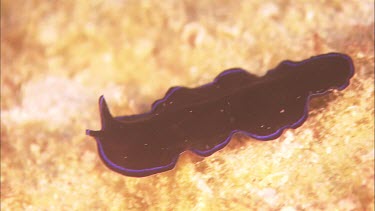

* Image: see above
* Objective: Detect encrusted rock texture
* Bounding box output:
[1,0,374,210]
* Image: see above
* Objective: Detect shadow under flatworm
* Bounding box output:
[86,52,354,177]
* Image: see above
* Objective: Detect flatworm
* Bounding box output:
[86,52,354,177]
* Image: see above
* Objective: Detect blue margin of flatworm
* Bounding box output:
[90,53,354,177]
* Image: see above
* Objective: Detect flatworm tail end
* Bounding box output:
[338,53,355,90]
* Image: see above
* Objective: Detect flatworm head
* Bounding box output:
[86,53,354,177]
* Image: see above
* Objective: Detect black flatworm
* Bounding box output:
[86,53,354,177]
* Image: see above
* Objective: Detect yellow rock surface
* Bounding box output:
[1,1,374,210]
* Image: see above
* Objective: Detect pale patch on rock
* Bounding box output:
[3,76,93,125]
[257,188,278,206]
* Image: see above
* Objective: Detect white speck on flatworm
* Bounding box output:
[280,109,285,113]
[260,125,265,128]
[220,109,224,112]
[144,144,148,146]
[169,101,173,104]
[189,110,193,113]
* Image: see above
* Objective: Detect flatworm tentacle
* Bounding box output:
[86,53,354,177]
